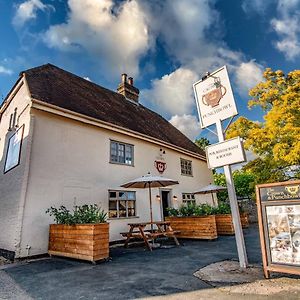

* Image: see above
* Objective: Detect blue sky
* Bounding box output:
[0,0,299,143]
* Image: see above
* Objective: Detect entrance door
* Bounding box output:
[161,190,170,219]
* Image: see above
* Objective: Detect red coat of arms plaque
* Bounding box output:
[155,160,167,174]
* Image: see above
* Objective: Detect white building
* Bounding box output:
[0,64,213,259]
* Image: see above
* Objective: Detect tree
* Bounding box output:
[227,68,300,183]
[194,137,210,151]
[213,170,256,202]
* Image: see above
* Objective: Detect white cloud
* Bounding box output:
[0,66,13,75]
[142,68,198,116]
[241,0,272,14]
[169,114,201,141]
[271,11,300,60]
[44,0,151,78]
[242,0,300,60]
[13,0,54,27]
[234,60,264,95]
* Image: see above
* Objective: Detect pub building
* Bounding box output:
[0,64,213,259]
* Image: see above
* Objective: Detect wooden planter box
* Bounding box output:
[165,215,217,240]
[215,213,249,235]
[48,223,109,262]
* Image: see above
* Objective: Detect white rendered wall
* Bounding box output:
[20,109,213,257]
[0,81,31,255]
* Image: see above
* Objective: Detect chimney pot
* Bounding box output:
[117,74,139,103]
[128,77,133,85]
[121,73,127,83]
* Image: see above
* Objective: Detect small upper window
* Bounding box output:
[110,140,134,166]
[180,158,193,176]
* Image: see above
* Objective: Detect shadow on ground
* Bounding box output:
[1,225,264,299]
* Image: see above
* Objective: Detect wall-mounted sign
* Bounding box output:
[155,160,167,174]
[205,137,245,169]
[256,180,300,278]
[193,65,238,128]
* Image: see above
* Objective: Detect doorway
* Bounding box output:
[161,190,170,220]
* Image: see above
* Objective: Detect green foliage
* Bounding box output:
[194,137,210,151]
[215,202,231,214]
[46,204,107,225]
[213,170,256,201]
[226,68,300,183]
[167,203,216,217]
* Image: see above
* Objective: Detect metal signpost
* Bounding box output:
[193,65,248,268]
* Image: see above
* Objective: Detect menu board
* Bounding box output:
[256,180,300,278]
[266,204,300,265]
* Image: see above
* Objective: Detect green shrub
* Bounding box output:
[46,204,107,225]
[168,203,216,217]
[215,202,231,214]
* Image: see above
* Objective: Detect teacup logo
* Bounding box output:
[202,77,226,108]
[285,185,299,196]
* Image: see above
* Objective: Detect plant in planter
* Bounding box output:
[214,202,249,235]
[46,204,109,263]
[166,203,217,240]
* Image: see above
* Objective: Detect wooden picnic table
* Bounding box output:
[121,221,180,251]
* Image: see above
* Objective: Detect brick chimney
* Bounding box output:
[117,73,139,102]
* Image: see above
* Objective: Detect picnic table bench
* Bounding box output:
[121,221,180,251]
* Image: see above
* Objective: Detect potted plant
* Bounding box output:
[165,203,217,240]
[215,202,249,235]
[46,204,109,263]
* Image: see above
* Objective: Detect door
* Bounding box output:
[161,190,170,219]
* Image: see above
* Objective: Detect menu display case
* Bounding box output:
[256,180,300,278]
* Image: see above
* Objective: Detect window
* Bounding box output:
[182,193,196,205]
[110,140,134,165]
[180,158,193,176]
[4,125,24,173]
[109,190,136,218]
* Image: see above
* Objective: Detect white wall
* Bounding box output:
[19,109,213,257]
[0,81,32,255]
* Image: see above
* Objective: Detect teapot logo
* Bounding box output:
[285,185,299,196]
[202,77,226,108]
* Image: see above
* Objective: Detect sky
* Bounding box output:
[0,0,299,144]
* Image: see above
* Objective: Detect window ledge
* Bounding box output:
[108,216,139,220]
[181,173,193,177]
[109,161,135,167]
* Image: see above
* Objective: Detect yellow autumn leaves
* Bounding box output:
[227,68,300,167]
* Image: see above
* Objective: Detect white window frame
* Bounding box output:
[180,158,193,176]
[108,190,136,219]
[182,193,196,205]
[110,140,134,166]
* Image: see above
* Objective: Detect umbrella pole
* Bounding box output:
[149,183,155,245]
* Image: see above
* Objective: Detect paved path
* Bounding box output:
[0,225,299,299]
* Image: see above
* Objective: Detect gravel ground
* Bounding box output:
[0,271,32,300]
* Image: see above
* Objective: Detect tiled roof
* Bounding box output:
[23,64,205,157]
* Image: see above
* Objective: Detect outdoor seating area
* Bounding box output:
[121,221,180,251]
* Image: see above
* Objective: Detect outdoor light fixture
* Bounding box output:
[172,195,178,201]
[156,195,161,201]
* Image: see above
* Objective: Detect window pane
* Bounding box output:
[127,201,135,216]
[118,144,125,163]
[119,192,126,199]
[109,191,117,198]
[119,200,126,217]
[111,142,118,162]
[109,200,117,210]
[125,145,133,165]
[127,192,135,200]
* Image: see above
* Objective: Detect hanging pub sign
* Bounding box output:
[193,65,238,128]
[256,180,300,278]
